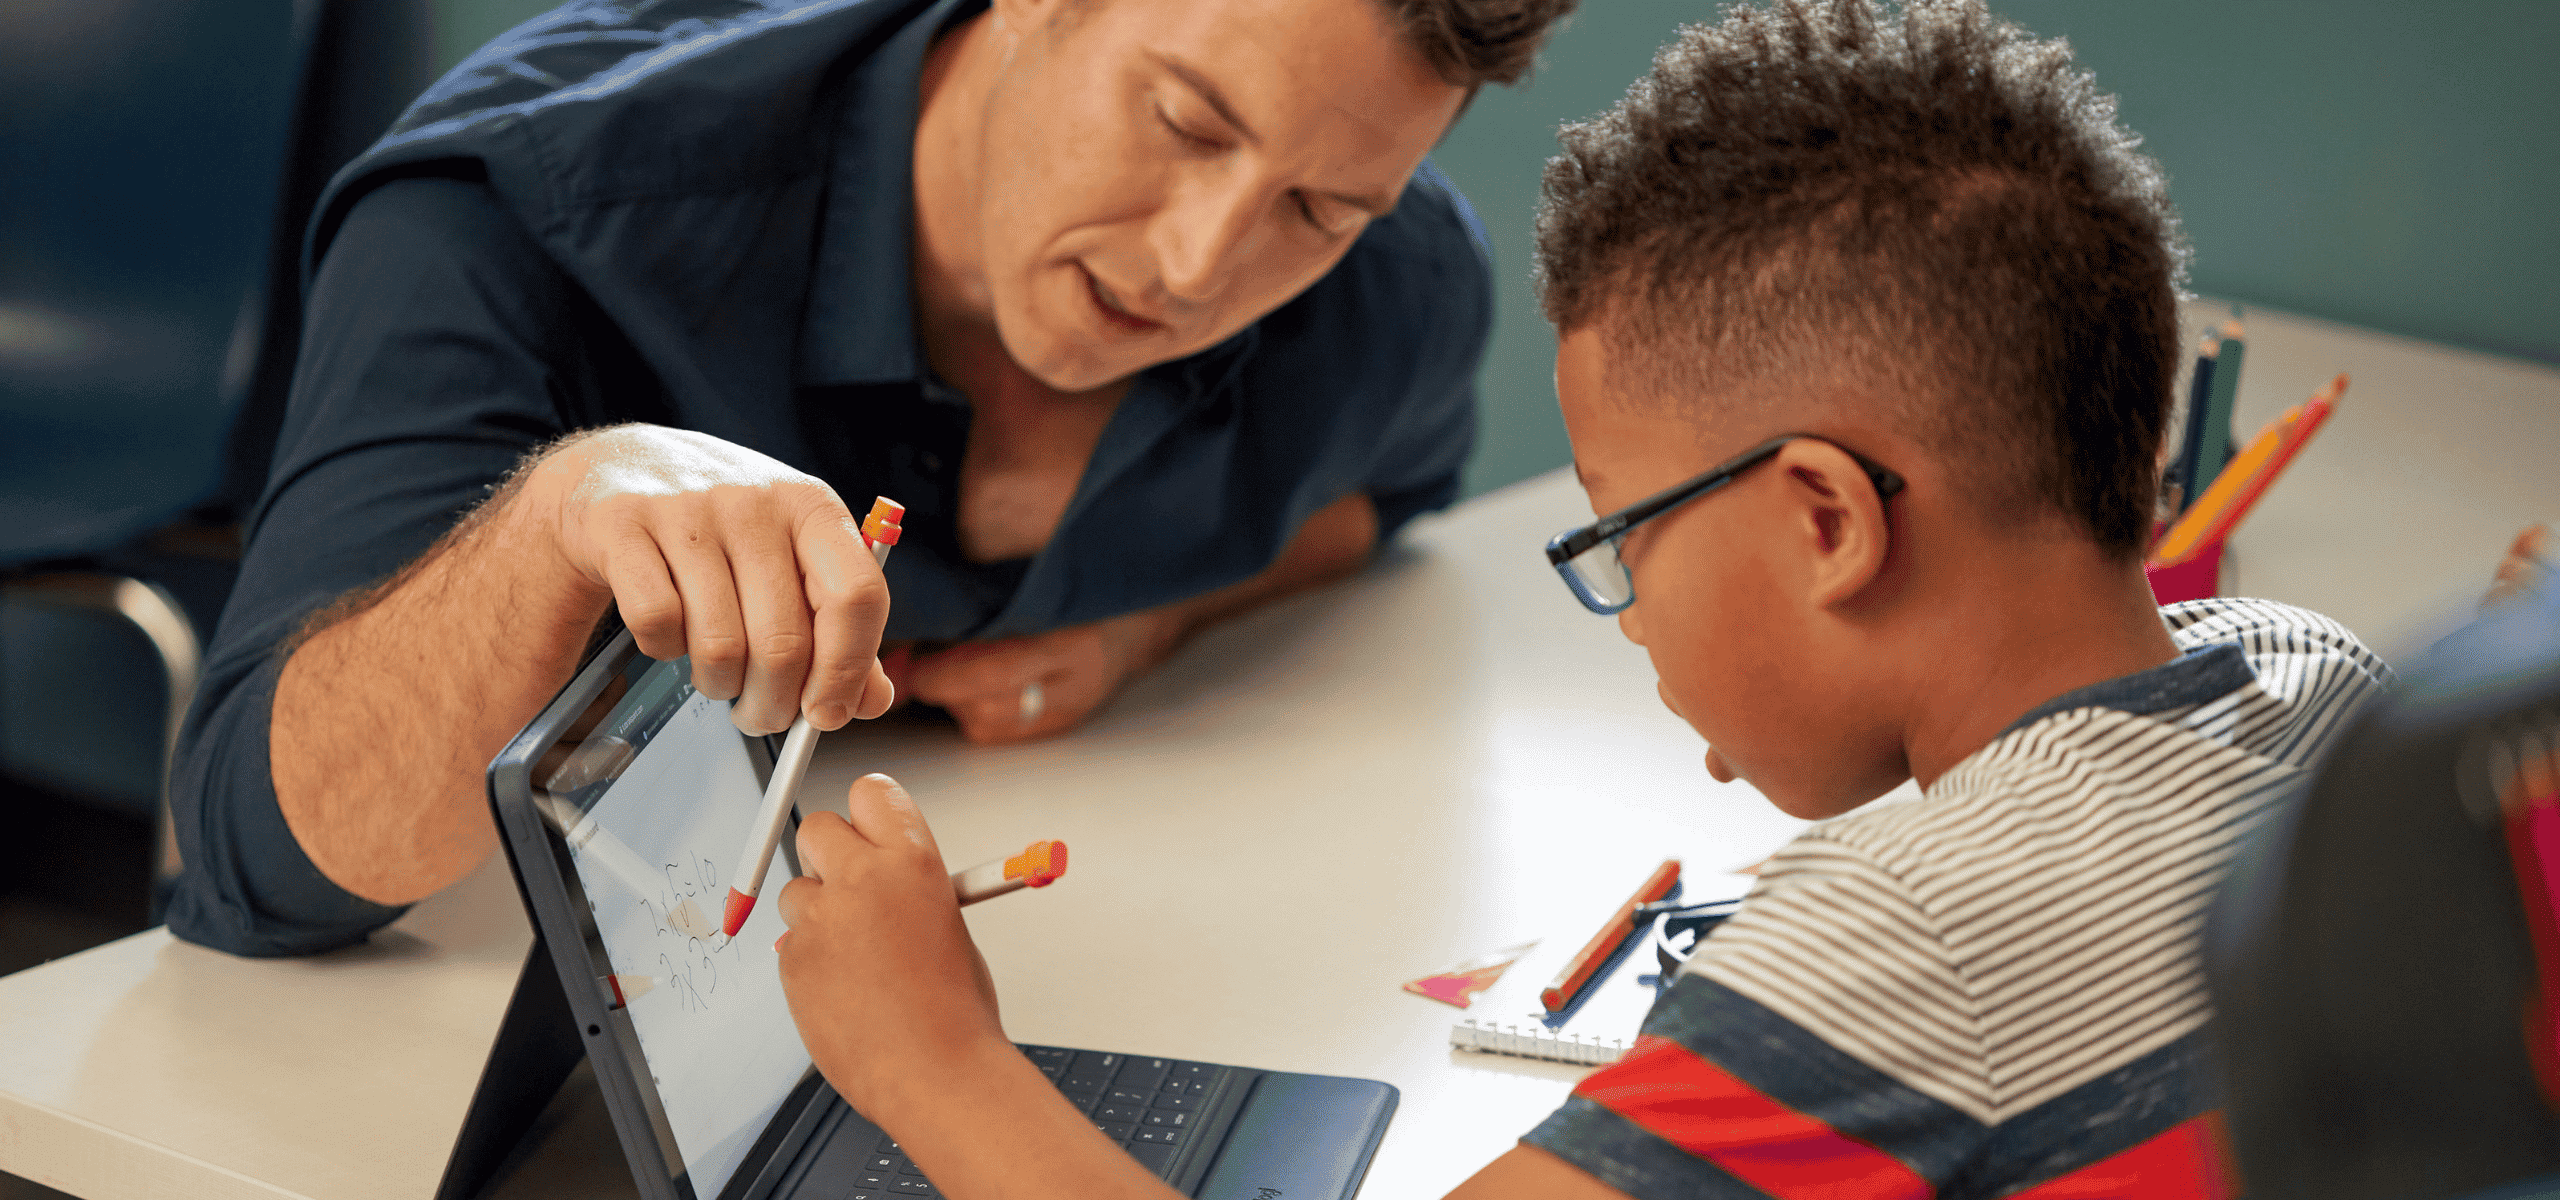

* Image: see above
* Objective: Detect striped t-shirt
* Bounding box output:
[1525,597,2390,1198]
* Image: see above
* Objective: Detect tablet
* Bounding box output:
[484,630,1399,1200]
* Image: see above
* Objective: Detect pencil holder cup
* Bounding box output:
[2146,540,2225,606]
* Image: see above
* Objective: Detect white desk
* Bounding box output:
[2,303,2553,1200]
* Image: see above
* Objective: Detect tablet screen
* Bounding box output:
[539,657,811,1200]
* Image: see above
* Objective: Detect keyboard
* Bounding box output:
[839,1045,1235,1197]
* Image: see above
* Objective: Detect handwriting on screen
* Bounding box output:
[636,851,759,1014]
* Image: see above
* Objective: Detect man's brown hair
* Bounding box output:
[1534,0,2188,558]
[1377,0,1581,90]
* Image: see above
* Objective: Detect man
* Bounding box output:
[167,0,1574,957]
[767,0,2387,1195]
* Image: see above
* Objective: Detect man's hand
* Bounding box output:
[900,491,1383,744]
[775,775,1008,1117]
[530,425,897,735]
[903,609,1183,744]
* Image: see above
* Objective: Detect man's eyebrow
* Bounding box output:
[1155,54,1259,147]
[1153,52,1397,219]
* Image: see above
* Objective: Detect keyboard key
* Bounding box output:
[1060,1073,1109,1095]
[846,1192,889,1200]
[891,1180,936,1196]
[1134,1126,1183,1144]
[1149,1092,1194,1112]
[1143,1110,1189,1128]
[1114,1057,1171,1091]
[1107,1088,1153,1106]
[899,1159,929,1176]
[1184,1078,1215,1096]
[857,1173,891,1190]
[867,1155,897,1171]
[1125,1141,1177,1173]
[874,1134,901,1154]
[1022,1046,1073,1066]
[1094,1104,1144,1123]
[1072,1051,1123,1077]
[1038,1063,1065,1081]
[1094,1121,1137,1142]
[1158,1076,1188,1093]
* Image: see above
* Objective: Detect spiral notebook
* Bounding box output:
[1445,912,1679,1068]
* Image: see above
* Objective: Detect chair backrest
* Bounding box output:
[2212,589,2560,1200]
[0,1,309,564]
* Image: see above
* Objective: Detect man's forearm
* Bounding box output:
[1155,491,1380,655]
[269,465,608,906]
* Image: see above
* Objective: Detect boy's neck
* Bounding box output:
[1896,544,2181,791]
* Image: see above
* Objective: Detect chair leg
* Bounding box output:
[1,574,204,891]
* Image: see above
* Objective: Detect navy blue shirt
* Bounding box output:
[167,0,1491,956]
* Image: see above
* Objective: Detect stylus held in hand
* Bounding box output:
[721,497,904,938]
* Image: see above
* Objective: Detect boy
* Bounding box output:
[772,0,2391,1195]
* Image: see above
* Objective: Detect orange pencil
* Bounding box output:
[1542,858,1682,1012]
[2150,374,2346,566]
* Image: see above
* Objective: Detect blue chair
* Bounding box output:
[1,1,428,892]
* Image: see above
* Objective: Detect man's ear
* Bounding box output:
[1771,439,1891,610]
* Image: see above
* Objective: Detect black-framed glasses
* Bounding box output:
[1544,434,1906,615]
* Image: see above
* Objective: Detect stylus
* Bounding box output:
[722,497,904,938]
[952,840,1069,905]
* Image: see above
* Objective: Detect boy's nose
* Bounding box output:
[1617,604,1647,647]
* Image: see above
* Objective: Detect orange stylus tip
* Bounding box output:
[861,497,906,545]
[721,888,756,938]
[1004,840,1068,888]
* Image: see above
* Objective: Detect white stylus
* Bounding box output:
[720,497,902,937]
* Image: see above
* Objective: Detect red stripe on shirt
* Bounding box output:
[2006,1114,2235,1200]
[1573,1035,1931,1200]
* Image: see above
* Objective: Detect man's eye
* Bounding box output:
[1293,193,1335,234]
[1157,108,1217,151]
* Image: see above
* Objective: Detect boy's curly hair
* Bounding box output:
[1535,0,2188,557]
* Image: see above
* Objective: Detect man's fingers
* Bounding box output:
[794,503,891,730]
[600,526,687,661]
[906,638,1053,703]
[657,520,752,701]
[726,504,815,735]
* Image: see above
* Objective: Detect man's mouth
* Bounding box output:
[1081,267,1163,335]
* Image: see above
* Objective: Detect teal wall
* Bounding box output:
[430,0,2560,498]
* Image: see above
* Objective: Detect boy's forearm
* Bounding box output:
[268,464,609,906]
[872,1039,1187,1200]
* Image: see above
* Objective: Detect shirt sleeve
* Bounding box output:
[165,175,589,956]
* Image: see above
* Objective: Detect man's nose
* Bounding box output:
[1152,174,1264,306]
[1617,604,1646,647]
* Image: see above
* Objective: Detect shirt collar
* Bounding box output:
[798,0,985,387]
[2001,641,2257,737]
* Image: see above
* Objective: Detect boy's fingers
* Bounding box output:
[793,809,855,880]
[845,772,937,858]
[774,872,818,930]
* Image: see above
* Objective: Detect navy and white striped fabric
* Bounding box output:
[1528,597,2391,1199]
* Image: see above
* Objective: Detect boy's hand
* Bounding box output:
[775,774,1007,1118]
[905,610,1182,744]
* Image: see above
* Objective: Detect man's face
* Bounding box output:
[972,0,1466,391]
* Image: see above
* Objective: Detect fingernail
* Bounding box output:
[813,701,848,728]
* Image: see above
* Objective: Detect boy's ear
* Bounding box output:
[1771,439,1892,610]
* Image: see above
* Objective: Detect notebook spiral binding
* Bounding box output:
[1449,1020,1627,1066]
